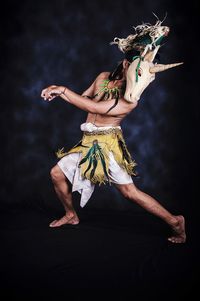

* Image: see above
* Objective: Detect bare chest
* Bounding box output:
[92,78,126,102]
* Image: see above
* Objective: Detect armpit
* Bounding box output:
[82,95,93,99]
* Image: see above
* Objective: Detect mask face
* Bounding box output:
[124,58,155,103]
[123,44,183,103]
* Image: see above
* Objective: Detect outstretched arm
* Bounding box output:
[41,72,134,115]
[41,72,100,106]
[58,86,98,113]
[41,80,98,113]
[41,84,136,115]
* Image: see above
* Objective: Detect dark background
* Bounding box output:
[0,0,199,296]
[1,0,199,213]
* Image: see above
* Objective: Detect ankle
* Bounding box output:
[65,210,75,216]
[67,210,78,216]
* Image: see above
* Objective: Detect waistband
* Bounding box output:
[83,127,122,136]
[80,122,121,133]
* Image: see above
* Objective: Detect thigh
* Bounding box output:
[57,152,80,178]
[54,164,73,190]
[57,153,81,189]
[108,151,133,184]
[51,164,66,179]
[54,164,65,175]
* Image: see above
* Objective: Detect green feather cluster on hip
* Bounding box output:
[78,139,109,181]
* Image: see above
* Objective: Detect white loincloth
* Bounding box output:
[57,123,133,207]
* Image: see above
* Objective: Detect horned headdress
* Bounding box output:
[110,14,183,103]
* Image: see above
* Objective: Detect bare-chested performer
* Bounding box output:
[41,18,186,243]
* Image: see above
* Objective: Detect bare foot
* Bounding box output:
[67,215,79,225]
[168,215,186,243]
[49,212,79,227]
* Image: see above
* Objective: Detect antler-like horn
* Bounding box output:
[150,62,183,73]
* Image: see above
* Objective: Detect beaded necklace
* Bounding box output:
[94,79,125,100]
[88,79,125,102]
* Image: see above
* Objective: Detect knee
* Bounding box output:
[50,165,65,183]
[121,184,139,200]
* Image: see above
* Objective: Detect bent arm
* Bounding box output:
[41,72,136,115]
[57,70,132,114]
[60,87,96,113]
[60,86,137,115]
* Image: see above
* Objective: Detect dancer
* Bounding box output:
[41,17,186,243]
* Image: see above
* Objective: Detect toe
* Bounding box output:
[49,220,58,227]
[54,220,63,227]
[168,236,185,243]
[168,237,176,243]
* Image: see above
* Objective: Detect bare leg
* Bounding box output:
[49,165,79,227]
[114,183,186,243]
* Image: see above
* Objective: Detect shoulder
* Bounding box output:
[94,72,110,85]
[96,72,110,80]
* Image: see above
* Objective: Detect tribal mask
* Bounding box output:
[111,14,183,103]
[124,46,183,103]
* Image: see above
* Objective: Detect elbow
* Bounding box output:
[87,103,98,114]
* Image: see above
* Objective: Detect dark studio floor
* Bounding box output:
[0,203,198,300]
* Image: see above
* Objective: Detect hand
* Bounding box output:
[41,85,65,101]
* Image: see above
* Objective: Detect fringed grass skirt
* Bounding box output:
[56,124,137,207]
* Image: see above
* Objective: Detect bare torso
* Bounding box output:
[85,72,138,126]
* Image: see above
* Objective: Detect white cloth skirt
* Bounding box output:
[57,150,133,208]
[57,123,133,207]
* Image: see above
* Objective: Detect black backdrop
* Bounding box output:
[0,0,199,296]
[0,0,199,216]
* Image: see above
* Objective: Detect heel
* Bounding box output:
[69,216,79,225]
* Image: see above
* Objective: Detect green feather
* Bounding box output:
[79,147,94,166]
[90,157,98,179]
[96,145,109,179]
[84,156,93,176]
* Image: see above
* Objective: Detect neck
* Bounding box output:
[120,69,126,82]
[112,71,126,84]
